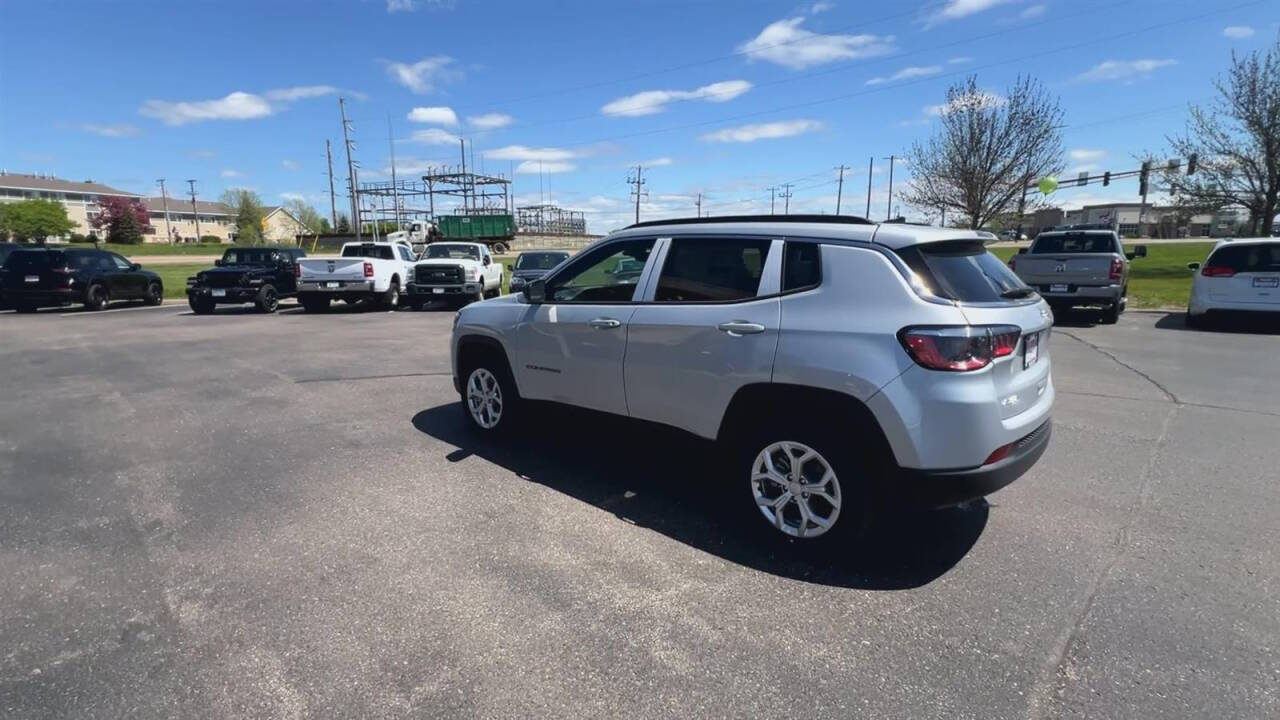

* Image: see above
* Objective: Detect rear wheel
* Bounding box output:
[144,282,164,306]
[491,242,509,255]
[1101,302,1120,324]
[255,284,279,313]
[380,280,400,311]
[459,351,521,435]
[84,283,108,311]
[299,295,330,313]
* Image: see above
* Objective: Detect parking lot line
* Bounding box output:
[59,303,186,317]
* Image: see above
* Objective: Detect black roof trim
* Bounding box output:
[624,214,874,230]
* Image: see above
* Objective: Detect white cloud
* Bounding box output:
[738,17,894,70]
[1075,59,1176,82]
[384,56,459,94]
[514,160,575,174]
[82,123,140,138]
[948,56,974,64]
[644,157,674,167]
[281,159,299,170]
[601,80,752,117]
[386,0,415,11]
[1222,26,1255,39]
[139,86,337,126]
[405,128,460,145]
[407,106,458,125]
[924,0,1017,27]
[468,113,513,129]
[1069,149,1106,162]
[220,169,241,178]
[484,145,578,162]
[924,89,1004,116]
[1018,3,1046,19]
[279,192,307,203]
[702,119,823,143]
[386,0,454,12]
[866,65,942,85]
[810,2,834,13]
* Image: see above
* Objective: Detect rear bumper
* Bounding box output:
[1039,284,1123,305]
[1189,298,1280,316]
[900,420,1052,507]
[298,280,375,294]
[407,282,479,297]
[2,287,78,306]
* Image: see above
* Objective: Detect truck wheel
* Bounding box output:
[380,280,400,311]
[299,296,329,313]
[459,353,521,435]
[189,296,216,315]
[491,242,509,255]
[1101,302,1120,324]
[255,284,279,313]
[84,283,108,311]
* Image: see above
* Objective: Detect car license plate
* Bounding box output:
[211,289,226,297]
[326,281,340,289]
[1024,331,1040,369]
[1049,283,1068,293]
[24,275,39,283]
[1252,276,1279,288]
[432,287,445,294]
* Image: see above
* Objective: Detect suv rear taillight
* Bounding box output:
[51,265,73,285]
[363,261,374,278]
[1109,257,1124,282]
[899,325,1022,372]
[1200,264,1236,277]
[294,263,301,278]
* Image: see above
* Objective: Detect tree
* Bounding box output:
[283,198,325,234]
[220,188,265,244]
[319,217,333,233]
[0,199,76,242]
[900,75,1064,229]
[1162,35,1280,236]
[88,196,151,243]
[336,213,351,233]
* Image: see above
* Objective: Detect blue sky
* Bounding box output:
[1,0,1276,232]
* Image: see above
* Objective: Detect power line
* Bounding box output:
[779,184,794,215]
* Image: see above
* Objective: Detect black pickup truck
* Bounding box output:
[187,246,306,314]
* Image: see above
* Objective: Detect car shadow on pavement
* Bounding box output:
[411,403,988,590]
[1049,309,1104,328]
[1153,311,1280,335]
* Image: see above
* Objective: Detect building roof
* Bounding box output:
[0,172,138,197]
[142,196,232,215]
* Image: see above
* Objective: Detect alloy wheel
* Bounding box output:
[466,368,503,429]
[750,441,842,539]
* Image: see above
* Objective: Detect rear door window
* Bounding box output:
[782,241,821,291]
[1206,243,1280,272]
[654,238,771,302]
[895,240,1029,302]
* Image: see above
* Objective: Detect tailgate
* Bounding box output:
[299,258,366,281]
[956,301,1054,420]
[1209,272,1280,304]
[1015,254,1114,285]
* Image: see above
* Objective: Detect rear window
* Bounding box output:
[896,240,1029,303]
[515,252,568,270]
[342,245,394,260]
[3,250,65,271]
[1206,243,1280,272]
[1031,233,1119,254]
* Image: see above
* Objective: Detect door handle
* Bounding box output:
[590,317,622,329]
[716,321,766,336]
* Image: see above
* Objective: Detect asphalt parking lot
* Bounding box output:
[1,302,1277,718]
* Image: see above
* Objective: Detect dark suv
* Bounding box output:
[0,247,164,312]
[187,246,306,314]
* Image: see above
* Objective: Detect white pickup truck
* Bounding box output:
[405,242,504,309]
[296,240,418,312]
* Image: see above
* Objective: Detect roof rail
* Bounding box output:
[624,214,874,230]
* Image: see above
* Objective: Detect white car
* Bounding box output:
[450,215,1054,544]
[406,242,504,308]
[1186,238,1280,327]
[296,240,418,312]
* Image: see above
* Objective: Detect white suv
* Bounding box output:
[450,216,1054,543]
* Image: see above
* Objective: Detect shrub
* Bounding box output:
[200,235,223,244]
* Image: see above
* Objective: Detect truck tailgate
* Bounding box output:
[298,258,366,282]
[1015,254,1114,286]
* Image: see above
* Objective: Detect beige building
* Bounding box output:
[261,206,308,243]
[0,171,141,238]
[142,196,234,243]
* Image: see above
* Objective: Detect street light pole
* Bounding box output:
[883,155,897,220]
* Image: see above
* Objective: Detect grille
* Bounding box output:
[415,265,462,283]
[205,272,247,289]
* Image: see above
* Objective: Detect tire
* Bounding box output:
[84,283,108,311]
[299,295,330,313]
[255,284,279,313]
[734,420,875,545]
[458,350,521,435]
[380,281,400,311]
[144,282,164,306]
[491,242,509,255]
[1101,302,1120,324]
[189,296,216,315]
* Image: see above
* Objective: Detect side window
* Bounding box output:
[782,242,821,291]
[94,253,116,271]
[654,238,771,302]
[109,253,131,270]
[546,238,655,303]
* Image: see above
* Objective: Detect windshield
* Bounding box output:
[896,240,1029,302]
[425,244,480,260]
[515,252,569,270]
[222,248,279,265]
[1031,234,1119,254]
[342,245,394,259]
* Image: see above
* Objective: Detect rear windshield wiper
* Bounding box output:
[999,287,1037,299]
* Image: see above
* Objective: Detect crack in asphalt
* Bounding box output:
[1057,389,1280,419]
[1056,330,1179,404]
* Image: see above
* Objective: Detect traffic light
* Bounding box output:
[1103,171,1111,187]
[1138,160,1151,197]
[1187,153,1198,175]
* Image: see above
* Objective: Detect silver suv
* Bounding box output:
[450,216,1054,543]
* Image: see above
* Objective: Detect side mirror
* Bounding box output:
[483,256,491,266]
[129,263,141,271]
[1187,262,1201,271]
[1134,244,1148,258]
[214,259,223,266]
[1017,248,1028,255]
[523,279,546,304]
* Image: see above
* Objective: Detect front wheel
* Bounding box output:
[459,356,521,435]
[84,283,108,311]
[255,284,279,313]
[189,296,216,315]
[144,282,164,306]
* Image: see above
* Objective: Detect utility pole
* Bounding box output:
[186,179,201,242]
[695,192,702,218]
[627,165,646,224]
[865,157,874,217]
[834,165,848,215]
[325,139,338,230]
[779,183,794,214]
[339,96,360,241]
[156,179,173,244]
[883,155,897,220]
[768,186,776,214]
[387,115,401,230]
[459,138,469,212]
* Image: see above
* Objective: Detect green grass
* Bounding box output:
[66,242,230,256]
[150,264,208,299]
[990,242,1214,309]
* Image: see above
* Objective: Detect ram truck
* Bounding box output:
[405,242,504,308]
[296,240,417,312]
[1010,229,1146,324]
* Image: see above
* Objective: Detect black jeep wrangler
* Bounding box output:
[187,246,306,314]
